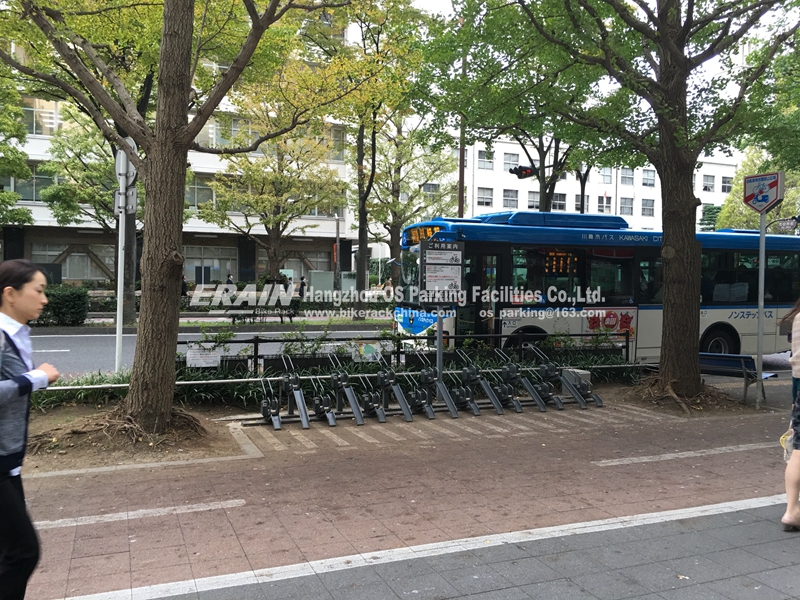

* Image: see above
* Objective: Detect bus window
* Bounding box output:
[400,249,419,304]
[639,258,662,303]
[588,248,634,305]
[767,252,800,303]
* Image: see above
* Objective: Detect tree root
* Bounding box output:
[640,375,692,416]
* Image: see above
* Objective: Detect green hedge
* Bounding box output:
[34,286,89,326]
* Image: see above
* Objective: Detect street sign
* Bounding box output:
[420,240,464,304]
[743,171,785,214]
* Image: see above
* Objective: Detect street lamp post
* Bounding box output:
[334,213,341,291]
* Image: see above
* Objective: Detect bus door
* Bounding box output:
[456,252,501,346]
[634,251,662,362]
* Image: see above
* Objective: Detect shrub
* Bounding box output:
[34,285,89,326]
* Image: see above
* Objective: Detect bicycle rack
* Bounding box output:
[495,348,542,411]
[487,350,523,413]
[259,377,282,430]
[376,356,413,422]
[414,350,459,418]
[329,355,365,425]
[310,377,337,426]
[354,371,386,423]
[447,370,480,416]
[456,349,503,415]
[560,368,603,408]
[281,356,311,428]
[399,369,435,419]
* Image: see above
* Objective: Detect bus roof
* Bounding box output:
[402,211,800,251]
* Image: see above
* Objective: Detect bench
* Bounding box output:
[698,352,777,402]
[230,308,295,325]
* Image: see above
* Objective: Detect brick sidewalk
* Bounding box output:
[22,393,795,599]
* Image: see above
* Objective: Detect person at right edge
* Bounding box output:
[782,298,800,531]
[0,259,60,599]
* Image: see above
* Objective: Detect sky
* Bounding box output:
[413,0,454,18]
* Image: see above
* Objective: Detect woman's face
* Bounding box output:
[4,271,48,322]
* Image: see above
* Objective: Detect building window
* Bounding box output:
[600,166,612,184]
[31,243,115,280]
[502,189,518,209]
[184,245,238,283]
[620,197,634,216]
[21,97,60,136]
[329,127,346,162]
[15,165,54,201]
[503,153,519,172]
[642,198,655,217]
[422,183,440,203]
[598,195,612,213]
[575,194,588,212]
[722,176,733,194]
[552,193,566,211]
[185,174,214,209]
[702,175,715,192]
[642,169,655,187]
[477,187,493,206]
[528,191,539,210]
[452,148,467,169]
[621,167,634,185]
[478,150,494,170]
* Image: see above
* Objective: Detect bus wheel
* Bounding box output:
[700,329,738,354]
[504,327,547,349]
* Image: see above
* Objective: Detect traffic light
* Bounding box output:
[509,165,535,179]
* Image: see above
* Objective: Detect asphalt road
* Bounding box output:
[29,330,384,376]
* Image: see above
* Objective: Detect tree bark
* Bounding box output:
[122,0,194,432]
[656,158,702,397]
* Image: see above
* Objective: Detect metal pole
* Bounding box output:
[757,211,766,408]
[436,311,443,401]
[334,214,341,291]
[114,202,126,373]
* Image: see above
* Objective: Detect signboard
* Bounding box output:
[186,345,222,367]
[743,172,785,214]
[420,240,464,305]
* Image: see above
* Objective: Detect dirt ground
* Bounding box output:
[23,381,769,473]
[24,403,247,472]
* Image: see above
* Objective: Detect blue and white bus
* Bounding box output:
[396,211,800,362]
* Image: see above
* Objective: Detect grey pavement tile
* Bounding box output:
[657,585,732,600]
[462,588,533,599]
[519,579,600,600]
[704,522,791,547]
[469,543,536,564]
[326,579,401,600]
[489,556,564,586]
[583,543,653,570]
[664,531,736,555]
[682,512,766,531]
[318,566,386,591]
[569,570,652,600]
[706,575,791,600]
[663,555,739,584]
[437,563,515,595]
[614,563,696,594]
[747,565,800,596]
[703,548,782,575]
[384,572,462,600]
[538,550,610,578]
[425,550,485,573]
[372,557,436,582]
[260,574,331,599]
[739,539,800,568]
[196,583,268,600]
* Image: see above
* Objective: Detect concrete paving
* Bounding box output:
[21,379,799,600]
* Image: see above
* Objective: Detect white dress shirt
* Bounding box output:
[0,311,49,391]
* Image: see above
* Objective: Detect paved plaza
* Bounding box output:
[22,374,800,600]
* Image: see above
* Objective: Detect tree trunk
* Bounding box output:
[656,159,702,397]
[122,0,194,432]
[355,122,369,319]
[389,224,401,284]
[123,211,137,325]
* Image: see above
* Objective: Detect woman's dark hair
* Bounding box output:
[780,296,800,327]
[0,259,45,306]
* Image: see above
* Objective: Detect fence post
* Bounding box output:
[253,335,260,373]
[625,330,630,363]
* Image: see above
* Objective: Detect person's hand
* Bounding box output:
[38,363,60,384]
